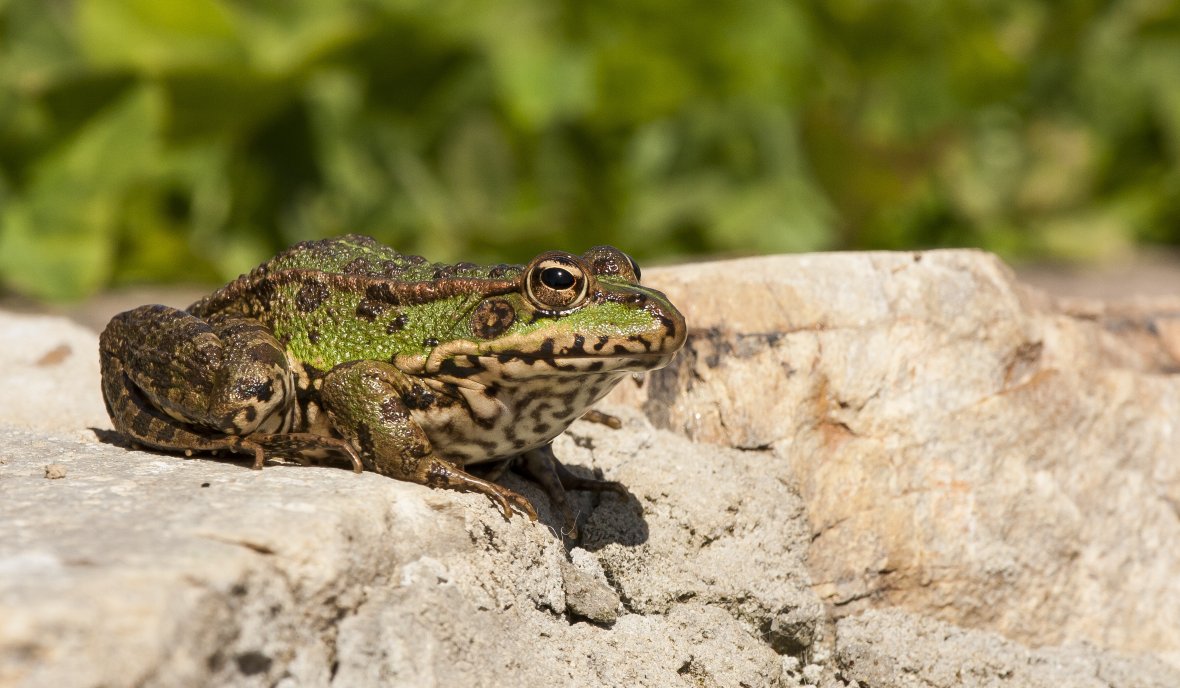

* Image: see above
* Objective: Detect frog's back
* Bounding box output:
[187,235,524,369]
[261,235,420,278]
[261,235,520,282]
[191,235,521,315]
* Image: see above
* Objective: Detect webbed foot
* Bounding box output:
[424,457,538,521]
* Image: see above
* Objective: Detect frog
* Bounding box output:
[98,234,686,535]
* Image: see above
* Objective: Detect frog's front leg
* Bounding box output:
[319,360,537,522]
[99,305,304,466]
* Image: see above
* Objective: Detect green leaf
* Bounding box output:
[77,0,240,72]
[0,86,160,300]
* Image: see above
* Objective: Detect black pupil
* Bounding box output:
[540,266,576,290]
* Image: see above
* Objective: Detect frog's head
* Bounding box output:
[440,246,686,381]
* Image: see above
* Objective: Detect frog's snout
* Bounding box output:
[644,290,688,356]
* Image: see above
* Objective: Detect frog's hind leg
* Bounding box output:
[519,443,626,538]
[99,305,296,466]
[101,361,270,467]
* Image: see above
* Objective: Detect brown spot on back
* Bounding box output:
[366,283,401,307]
[356,298,385,321]
[380,398,409,423]
[343,257,369,274]
[402,385,437,410]
[296,279,330,313]
[386,314,408,334]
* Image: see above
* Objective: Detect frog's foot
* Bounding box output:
[423,457,537,522]
[225,436,267,469]
[248,433,365,473]
[579,409,622,429]
[520,444,625,539]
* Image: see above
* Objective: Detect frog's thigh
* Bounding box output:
[99,305,293,451]
[319,361,537,521]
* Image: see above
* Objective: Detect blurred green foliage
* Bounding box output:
[2,0,1179,300]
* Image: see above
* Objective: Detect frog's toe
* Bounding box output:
[487,486,538,522]
[558,505,580,540]
[419,456,537,522]
[508,492,539,522]
[579,409,623,429]
[223,436,267,469]
[343,445,364,473]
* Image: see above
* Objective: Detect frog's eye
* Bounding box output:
[525,254,590,313]
[540,266,576,290]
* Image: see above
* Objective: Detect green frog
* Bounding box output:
[99,234,685,534]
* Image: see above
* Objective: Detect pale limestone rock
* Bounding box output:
[560,551,620,624]
[835,608,1180,688]
[609,250,1180,660]
[0,312,108,439]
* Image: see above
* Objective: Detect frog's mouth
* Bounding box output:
[394,328,680,381]
[501,349,675,371]
[444,349,678,382]
[478,326,683,375]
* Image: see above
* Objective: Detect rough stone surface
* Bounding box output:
[608,250,1180,663]
[560,552,620,624]
[41,464,66,480]
[0,311,108,439]
[834,608,1180,688]
[4,249,1180,686]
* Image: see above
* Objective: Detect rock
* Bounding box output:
[834,608,1180,688]
[42,464,66,479]
[560,550,620,624]
[608,250,1180,661]
[0,311,108,439]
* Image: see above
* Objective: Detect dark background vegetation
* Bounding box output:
[2,0,1178,301]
